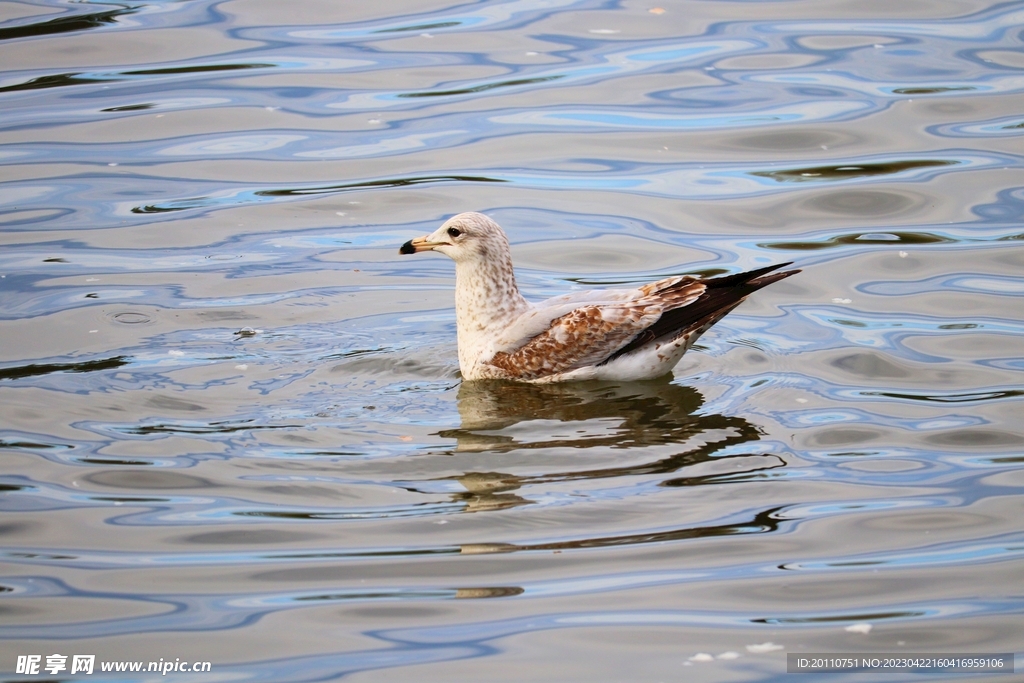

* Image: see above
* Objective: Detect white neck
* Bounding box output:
[454,256,529,374]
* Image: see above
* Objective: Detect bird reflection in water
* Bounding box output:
[412,377,786,517]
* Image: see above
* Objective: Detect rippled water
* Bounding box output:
[2,0,1023,680]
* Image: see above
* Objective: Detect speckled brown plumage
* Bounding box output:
[399,212,799,383]
[486,278,706,380]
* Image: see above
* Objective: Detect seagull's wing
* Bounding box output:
[484,276,706,380]
[485,282,668,356]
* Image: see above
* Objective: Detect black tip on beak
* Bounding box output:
[399,240,416,255]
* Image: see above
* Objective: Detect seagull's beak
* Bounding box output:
[399,235,445,255]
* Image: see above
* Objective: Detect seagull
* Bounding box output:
[400,212,799,383]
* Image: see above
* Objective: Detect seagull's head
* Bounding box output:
[400,212,509,265]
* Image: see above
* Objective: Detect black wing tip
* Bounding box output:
[748,266,801,289]
[707,262,800,289]
[601,262,800,365]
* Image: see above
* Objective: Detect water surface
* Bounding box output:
[1,0,1022,680]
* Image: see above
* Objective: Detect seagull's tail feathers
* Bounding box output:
[601,262,800,365]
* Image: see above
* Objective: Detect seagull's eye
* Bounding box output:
[447,227,462,239]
